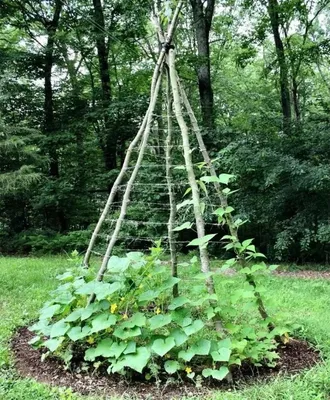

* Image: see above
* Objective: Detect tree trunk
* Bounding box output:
[44,0,66,231]
[189,0,215,146]
[60,44,88,190]
[267,0,292,131]
[292,78,300,121]
[92,0,117,171]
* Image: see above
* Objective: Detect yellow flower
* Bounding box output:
[86,336,95,344]
[282,332,290,344]
[123,313,128,320]
[185,366,192,374]
[155,307,161,315]
[120,296,125,301]
[110,303,118,314]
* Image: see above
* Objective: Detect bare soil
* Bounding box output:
[11,327,321,399]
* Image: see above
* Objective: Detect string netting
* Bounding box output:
[90,110,226,263]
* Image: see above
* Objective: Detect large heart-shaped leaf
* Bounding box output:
[168,297,190,310]
[169,329,188,346]
[181,317,193,327]
[53,292,75,305]
[95,282,123,301]
[81,304,99,321]
[149,314,172,330]
[40,304,61,320]
[188,234,217,248]
[164,360,181,374]
[86,342,130,364]
[107,256,130,273]
[183,319,204,336]
[29,319,50,335]
[90,313,117,333]
[152,337,175,357]
[202,366,229,381]
[113,326,141,340]
[121,312,146,328]
[178,349,195,362]
[123,341,136,354]
[218,338,231,349]
[75,281,105,295]
[43,337,64,352]
[191,339,211,355]
[211,347,231,362]
[67,326,91,341]
[218,174,235,185]
[108,342,128,359]
[50,320,70,338]
[200,175,220,183]
[56,271,74,281]
[111,347,150,373]
[65,308,83,322]
[84,338,114,361]
[158,277,180,292]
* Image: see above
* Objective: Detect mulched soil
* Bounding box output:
[274,270,330,280]
[11,327,321,400]
[218,268,330,280]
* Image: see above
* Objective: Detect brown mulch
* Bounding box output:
[273,270,330,280]
[218,268,330,280]
[11,327,321,400]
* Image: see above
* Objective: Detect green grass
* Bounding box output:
[0,256,330,399]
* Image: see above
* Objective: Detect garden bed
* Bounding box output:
[12,327,320,400]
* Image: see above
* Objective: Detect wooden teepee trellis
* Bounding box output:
[83,1,270,331]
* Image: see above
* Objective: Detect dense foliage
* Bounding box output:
[1,0,330,262]
[30,242,290,382]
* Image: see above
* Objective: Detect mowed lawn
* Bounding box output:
[0,256,330,400]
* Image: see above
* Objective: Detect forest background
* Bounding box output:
[1,0,330,264]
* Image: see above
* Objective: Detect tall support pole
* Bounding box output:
[168,48,223,334]
[177,76,270,323]
[83,108,149,267]
[165,66,178,298]
[89,74,163,295]
[83,1,183,268]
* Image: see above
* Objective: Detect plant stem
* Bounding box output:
[178,75,271,323]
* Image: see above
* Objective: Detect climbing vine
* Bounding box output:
[30,177,290,383]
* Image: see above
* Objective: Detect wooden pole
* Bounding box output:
[83,1,184,268]
[168,48,224,334]
[89,74,163,301]
[178,76,271,323]
[165,66,178,298]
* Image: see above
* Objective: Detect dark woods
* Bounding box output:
[1,0,330,263]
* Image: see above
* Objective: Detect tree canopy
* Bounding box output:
[1,0,330,263]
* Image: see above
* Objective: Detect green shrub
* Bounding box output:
[5,230,91,255]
